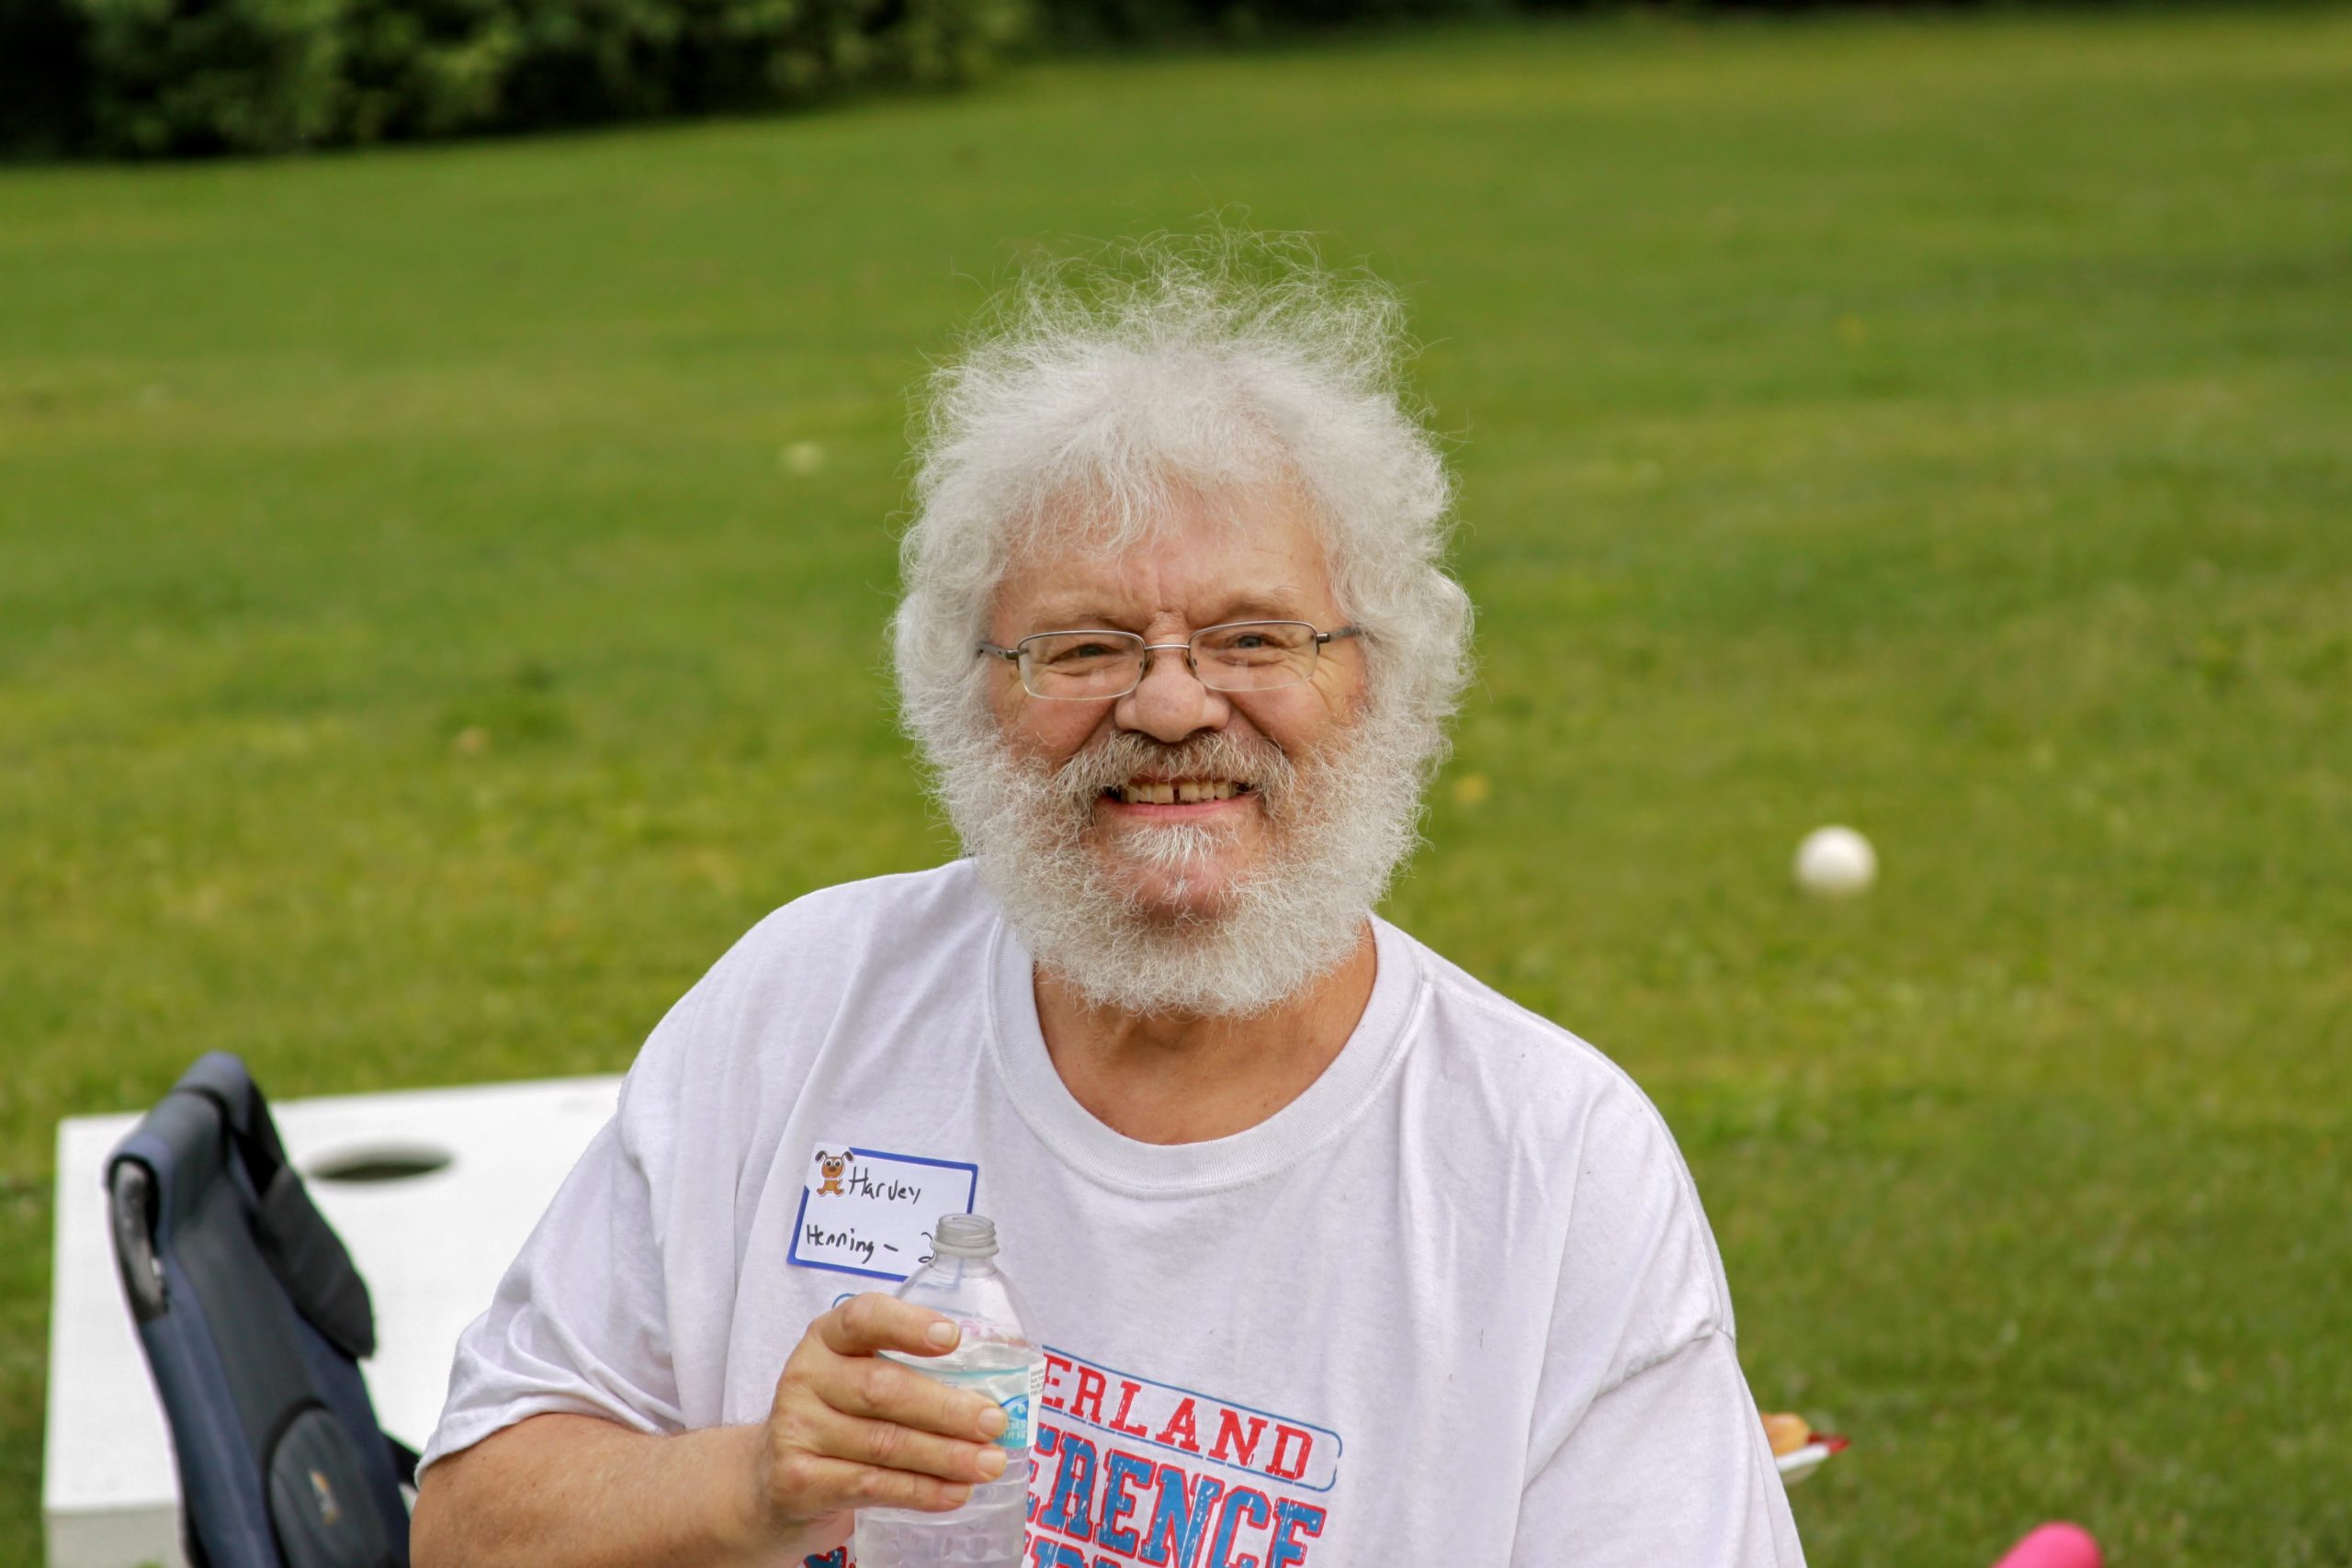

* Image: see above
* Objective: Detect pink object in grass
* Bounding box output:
[1991,1523,2102,1568]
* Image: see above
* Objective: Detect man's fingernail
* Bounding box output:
[978,1447,1009,1477]
[926,1320,958,1348]
[978,1406,1009,1438]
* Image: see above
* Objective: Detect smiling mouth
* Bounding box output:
[1102,779,1253,806]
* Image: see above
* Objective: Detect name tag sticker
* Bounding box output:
[788,1144,979,1280]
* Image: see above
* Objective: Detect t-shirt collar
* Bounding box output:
[983,909,1425,1196]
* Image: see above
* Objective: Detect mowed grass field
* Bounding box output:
[4,6,2348,1563]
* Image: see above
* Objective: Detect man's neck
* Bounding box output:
[1032,922,1379,1145]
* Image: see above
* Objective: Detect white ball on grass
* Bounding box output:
[1794,826,1877,897]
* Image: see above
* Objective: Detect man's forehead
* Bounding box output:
[996,486,1340,628]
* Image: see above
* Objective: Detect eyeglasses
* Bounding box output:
[978,620,1363,701]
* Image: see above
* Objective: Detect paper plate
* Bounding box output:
[1774,1434,1848,1486]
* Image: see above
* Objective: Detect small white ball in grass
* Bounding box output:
[1794,826,1877,897]
[778,441,827,476]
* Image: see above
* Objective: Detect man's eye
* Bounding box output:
[1201,626,1300,661]
[1045,641,1122,664]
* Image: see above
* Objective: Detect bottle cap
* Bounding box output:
[933,1213,998,1258]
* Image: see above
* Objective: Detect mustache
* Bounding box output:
[1047,729,1300,809]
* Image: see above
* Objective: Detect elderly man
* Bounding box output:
[412,246,1805,1567]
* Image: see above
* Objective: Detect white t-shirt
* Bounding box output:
[424,862,1804,1567]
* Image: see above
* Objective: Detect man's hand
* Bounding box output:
[750,1292,1014,1551]
[412,1294,1017,1568]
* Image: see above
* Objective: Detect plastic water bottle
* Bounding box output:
[853,1213,1039,1567]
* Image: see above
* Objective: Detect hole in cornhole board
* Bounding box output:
[305,1143,455,1183]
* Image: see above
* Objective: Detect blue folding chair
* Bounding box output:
[107,1053,413,1568]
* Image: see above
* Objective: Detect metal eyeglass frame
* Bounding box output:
[976,620,1363,700]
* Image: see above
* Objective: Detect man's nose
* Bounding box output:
[1115,642,1229,743]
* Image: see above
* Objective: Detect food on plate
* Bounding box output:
[1760,1412,1814,1457]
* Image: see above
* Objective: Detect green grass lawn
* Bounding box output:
[4,6,2349,1563]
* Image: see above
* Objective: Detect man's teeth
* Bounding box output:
[1113,780,1242,805]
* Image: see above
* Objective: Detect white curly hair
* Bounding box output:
[891,233,1476,776]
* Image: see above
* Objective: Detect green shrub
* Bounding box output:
[11,0,1027,155]
[491,0,1019,130]
[1033,0,1525,47]
[336,0,517,143]
[0,0,94,155]
[1,0,2108,158]
[78,0,347,154]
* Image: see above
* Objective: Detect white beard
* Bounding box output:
[934,705,1431,1018]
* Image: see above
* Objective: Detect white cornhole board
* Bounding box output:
[44,1075,622,1568]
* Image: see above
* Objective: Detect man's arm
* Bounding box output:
[414,1416,777,1568]
[413,1294,1011,1568]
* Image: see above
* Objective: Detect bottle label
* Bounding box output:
[925,1360,1038,1451]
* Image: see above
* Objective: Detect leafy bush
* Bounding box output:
[0,0,2116,158]
[0,0,95,154]
[335,0,516,143]
[1034,0,1518,48]
[1028,0,2011,48]
[76,0,347,153]
[5,0,1027,156]
[487,0,1017,130]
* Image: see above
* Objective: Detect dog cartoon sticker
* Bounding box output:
[812,1149,849,1196]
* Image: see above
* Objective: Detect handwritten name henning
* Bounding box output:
[803,1224,876,1265]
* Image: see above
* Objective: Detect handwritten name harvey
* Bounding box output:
[833,1165,924,1204]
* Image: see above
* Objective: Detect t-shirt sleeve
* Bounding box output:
[1510,1332,1804,1567]
[1510,1077,1805,1566]
[417,987,706,1473]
